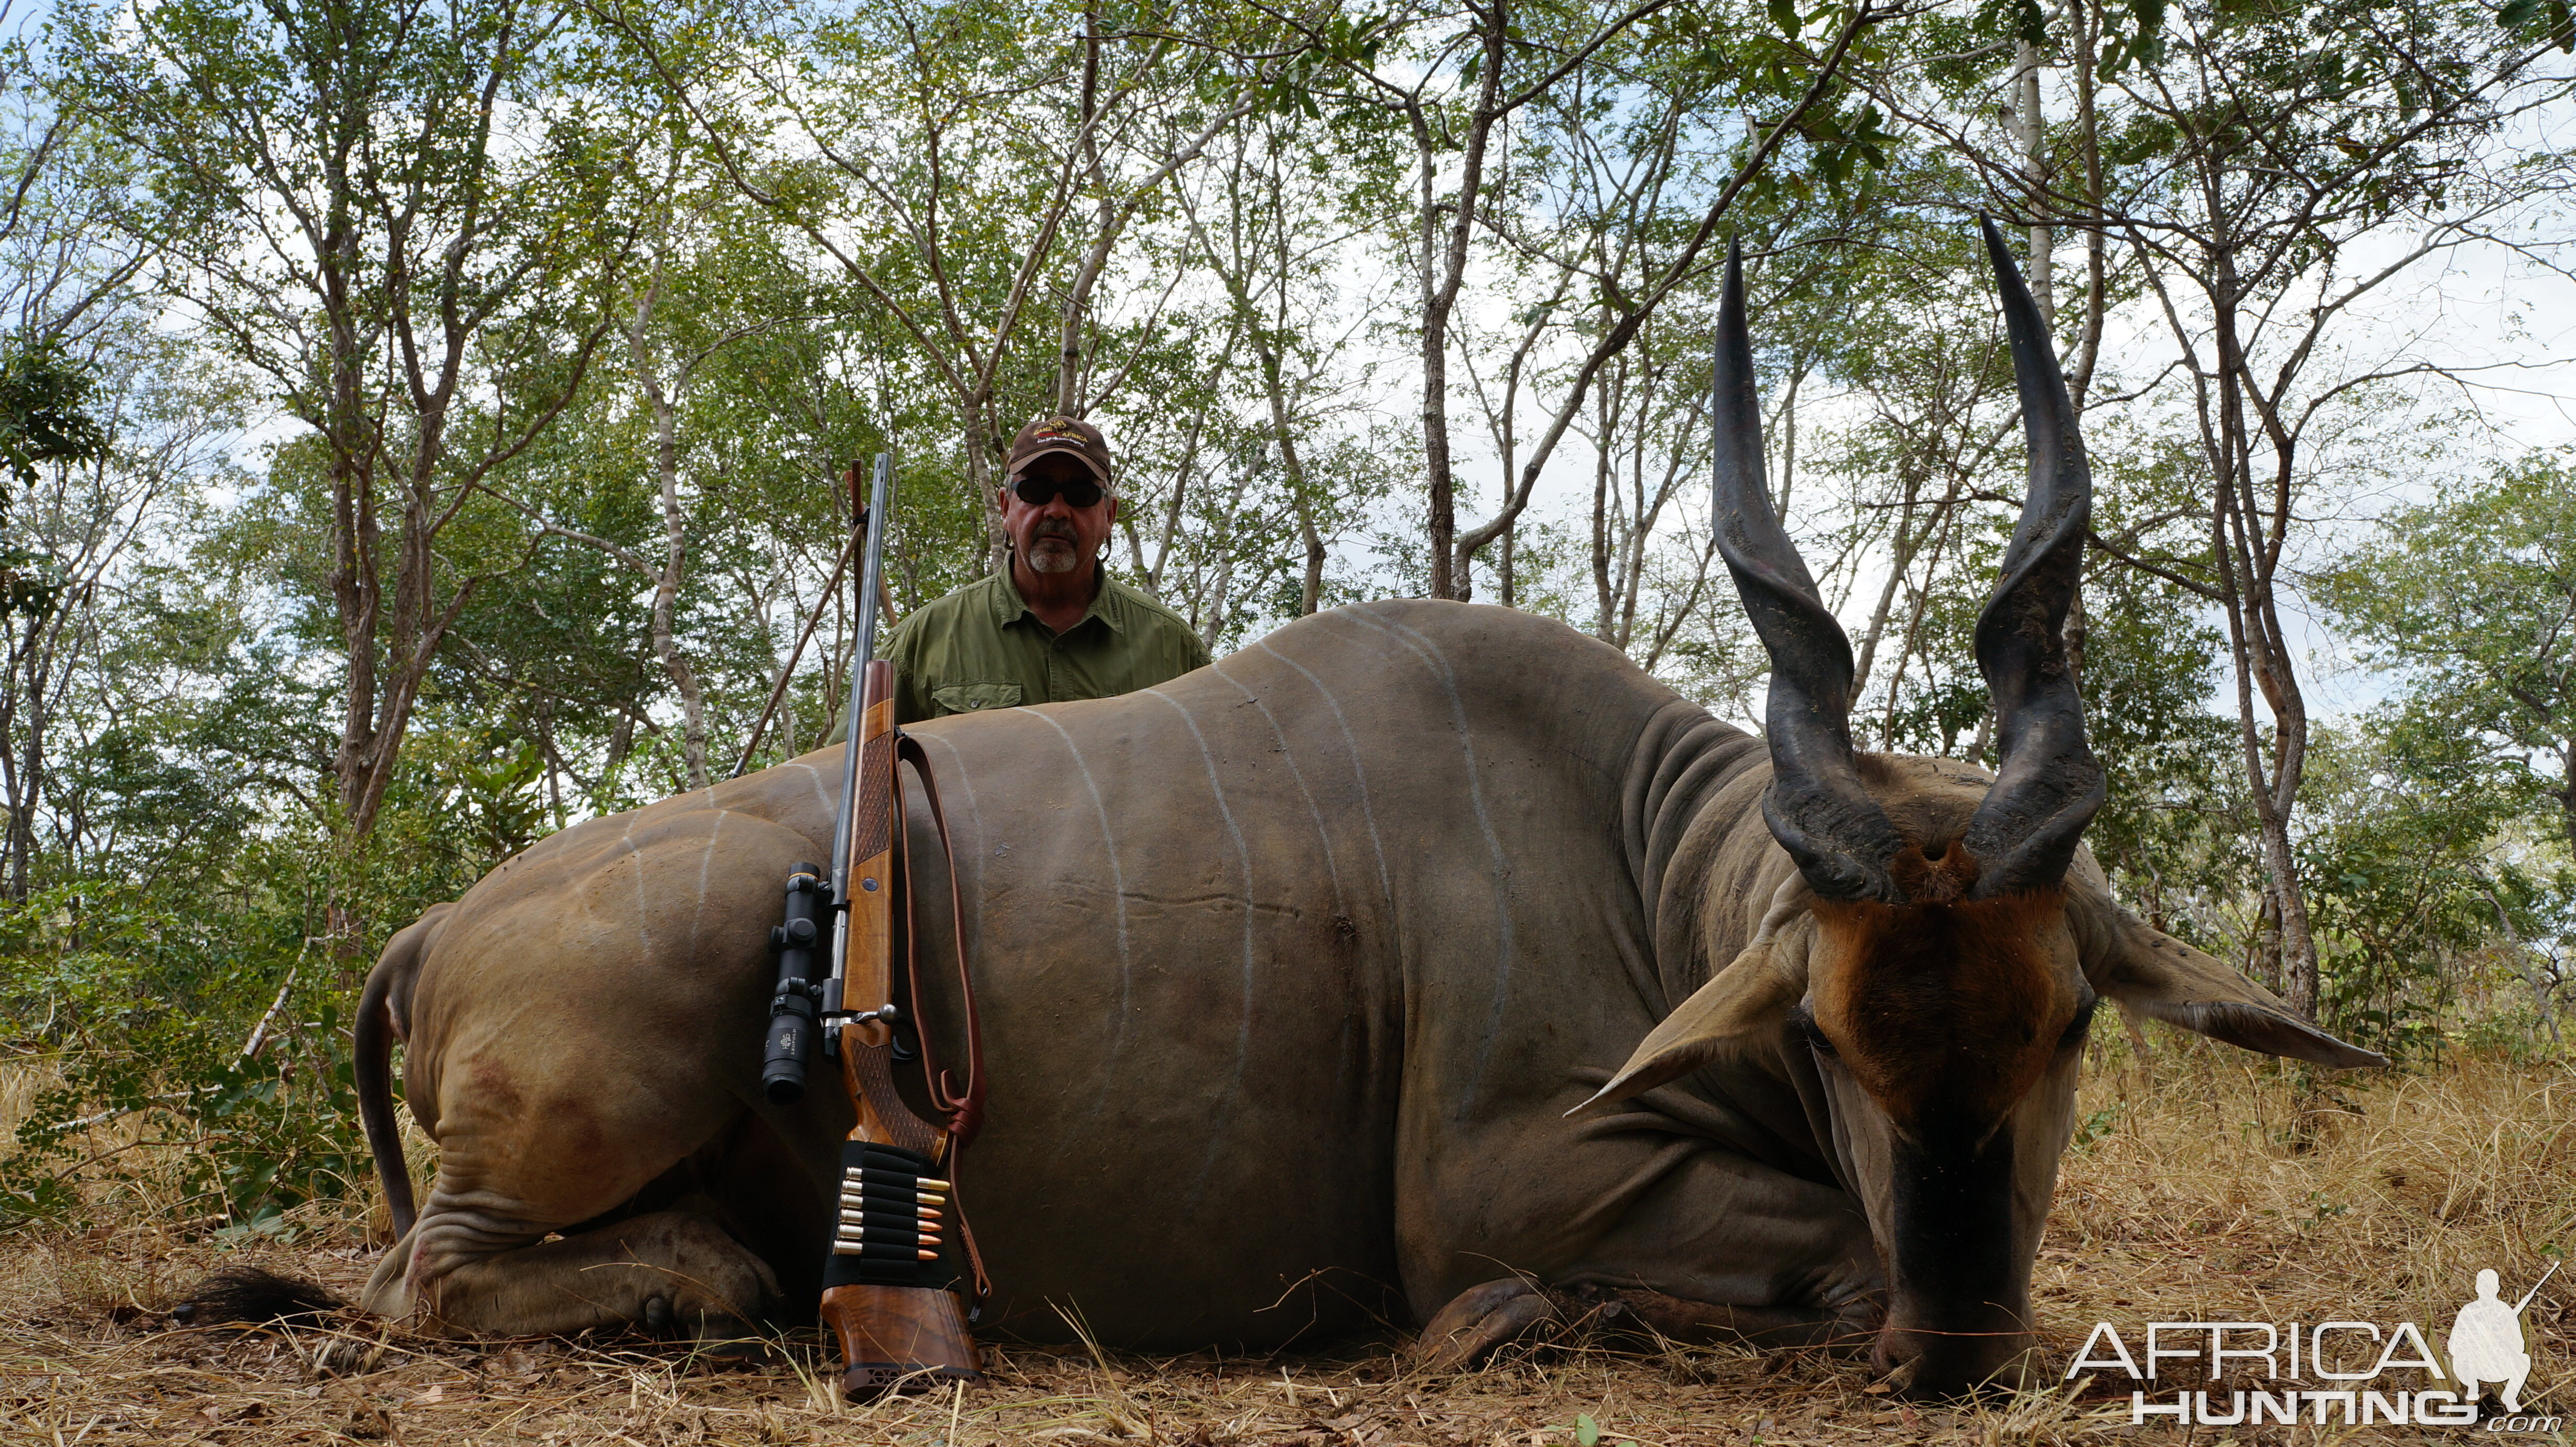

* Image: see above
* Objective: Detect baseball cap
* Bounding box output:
[1005,416,1113,490]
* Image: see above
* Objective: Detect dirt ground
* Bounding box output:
[4,1039,2572,1444]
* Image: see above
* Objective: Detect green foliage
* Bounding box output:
[0,341,110,617]
[2307,452,2576,1055]
[0,725,548,1229]
[0,342,110,494]
[0,869,364,1232]
[2320,450,2576,855]
[1571,1412,1638,1447]
[2499,0,2576,51]
[2295,721,2568,1059]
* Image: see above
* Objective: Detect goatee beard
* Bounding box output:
[1026,538,1082,575]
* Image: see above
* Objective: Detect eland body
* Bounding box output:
[350,226,2375,1396]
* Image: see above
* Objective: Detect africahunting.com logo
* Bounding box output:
[2066,1264,2558,1429]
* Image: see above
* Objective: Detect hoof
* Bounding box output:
[842,1361,985,1400]
[1414,1277,1561,1373]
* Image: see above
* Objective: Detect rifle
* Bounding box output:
[762,453,986,1399]
[2514,1260,2561,1314]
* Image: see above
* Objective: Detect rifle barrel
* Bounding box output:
[829,455,894,908]
[2515,1258,2561,1314]
[822,455,894,1029]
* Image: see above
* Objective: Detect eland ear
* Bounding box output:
[2086,906,2387,1070]
[1573,932,1808,1114]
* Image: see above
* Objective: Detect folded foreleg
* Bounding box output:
[401,1202,779,1339]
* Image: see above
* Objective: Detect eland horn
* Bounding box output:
[1958,215,2106,898]
[1711,241,1907,903]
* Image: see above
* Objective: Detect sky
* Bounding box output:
[1411,100,2576,733]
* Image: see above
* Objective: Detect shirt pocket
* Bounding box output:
[930,681,1025,716]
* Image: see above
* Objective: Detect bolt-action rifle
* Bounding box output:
[760,454,986,1400]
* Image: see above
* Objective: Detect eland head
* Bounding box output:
[1583,221,2383,1396]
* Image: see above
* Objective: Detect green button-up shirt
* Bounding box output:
[874,568,1212,726]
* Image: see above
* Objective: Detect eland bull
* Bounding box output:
[348,224,2377,1396]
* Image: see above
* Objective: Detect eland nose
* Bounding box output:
[1873,1321,2041,1398]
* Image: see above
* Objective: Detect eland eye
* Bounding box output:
[1794,1011,1840,1059]
[2059,998,2099,1049]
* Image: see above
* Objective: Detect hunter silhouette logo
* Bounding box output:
[2450,1262,2554,1413]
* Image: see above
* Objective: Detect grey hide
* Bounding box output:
[355,599,2364,1388]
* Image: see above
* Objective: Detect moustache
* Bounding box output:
[1029,520,1080,544]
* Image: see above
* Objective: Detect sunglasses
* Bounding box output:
[1010,474,1105,508]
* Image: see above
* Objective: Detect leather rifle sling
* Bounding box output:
[893,735,990,1298]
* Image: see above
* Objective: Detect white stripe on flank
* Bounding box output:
[1210,658,1347,917]
[786,760,833,815]
[620,820,653,954]
[1251,637,1396,919]
[1144,687,1261,1203]
[690,813,723,944]
[1027,709,1136,1146]
[1334,604,1518,1104]
[1026,711,1133,987]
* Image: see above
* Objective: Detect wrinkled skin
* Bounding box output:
[357,601,2374,1393]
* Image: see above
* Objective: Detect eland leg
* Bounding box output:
[1403,1130,1883,1369]
[1415,1277,1874,1372]
[387,1048,789,1342]
[403,1204,778,1340]
[1416,1278,1561,1370]
[370,813,832,1343]
[380,1118,785,1342]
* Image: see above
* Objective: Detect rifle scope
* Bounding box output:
[761,862,830,1105]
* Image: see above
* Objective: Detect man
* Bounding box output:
[874,416,1210,726]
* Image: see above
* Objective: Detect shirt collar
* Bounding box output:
[992,563,1127,635]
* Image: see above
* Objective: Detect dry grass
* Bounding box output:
[3,1032,2572,1444]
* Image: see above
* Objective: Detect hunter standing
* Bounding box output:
[874,417,1210,726]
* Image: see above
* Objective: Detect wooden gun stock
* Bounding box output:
[840,661,899,1055]
[819,657,982,1397]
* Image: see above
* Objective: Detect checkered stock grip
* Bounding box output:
[847,660,897,863]
[851,726,896,862]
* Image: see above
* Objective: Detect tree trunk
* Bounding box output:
[1416,5,1508,601]
[1591,377,1615,641]
[2008,37,2054,328]
[1267,393,1327,616]
[2,613,44,903]
[629,273,711,792]
[1055,5,1107,415]
[2208,263,2321,1019]
[2069,0,2108,406]
[2557,742,2576,860]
